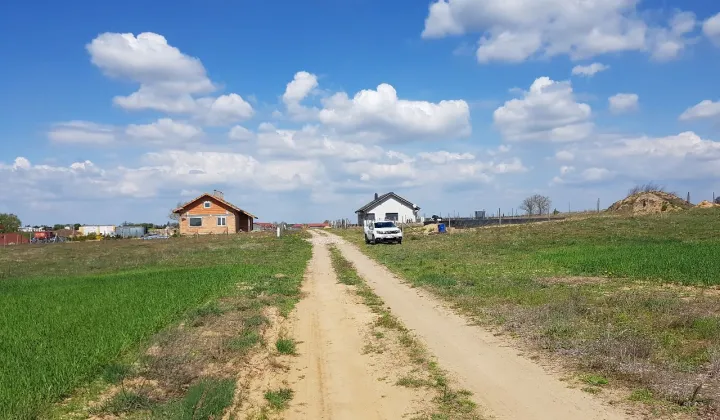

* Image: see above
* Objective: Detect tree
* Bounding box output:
[520,196,536,215]
[73,223,81,230]
[0,213,22,233]
[53,224,66,231]
[520,195,552,216]
[169,202,183,221]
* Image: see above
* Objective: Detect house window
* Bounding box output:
[385,213,399,221]
[189,217,202,227]
[366,213,375,221]
[217,216,226,226]
[203,201,211,208]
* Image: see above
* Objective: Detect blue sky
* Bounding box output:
[1,0,720,225]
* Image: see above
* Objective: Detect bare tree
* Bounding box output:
[520,195,552,215]
[535,195,552,215]
[520,196,536,215]
[627,182,664,196]
[168,202,183,221]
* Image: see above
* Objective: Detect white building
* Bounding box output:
[79,225,116,236]
[355,192,420,225]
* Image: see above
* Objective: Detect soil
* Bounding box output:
[697,200,720,209]
[283,233,434,419]
[608,191,692,214]
[321,231,636,420]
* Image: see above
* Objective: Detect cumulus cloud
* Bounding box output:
[87,32,253,125]
[552,131,720,185]
[493,77,593,142]
[703,12,720,46]
[422,0,697,63]
[228,125,255,141]
[318,83,470,142]
[282,71,320,120]
[608,93,639,114]
[48,121,116,145]
[571,63,609,77]
[125,118,203,143]
[256,125,384,161]
[679,100,720,121]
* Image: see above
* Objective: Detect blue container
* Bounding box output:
[438,223,447,233]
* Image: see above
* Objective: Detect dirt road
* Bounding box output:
[311,230,633,420]
[284,233,433,419]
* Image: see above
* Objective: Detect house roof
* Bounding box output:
[355,192,419,214]
[173,193,258,219]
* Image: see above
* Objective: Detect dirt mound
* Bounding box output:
[696,200,720,209]
[608,191,692,214]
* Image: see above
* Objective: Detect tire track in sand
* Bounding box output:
[322,230,634,420]
[284,232,432,419]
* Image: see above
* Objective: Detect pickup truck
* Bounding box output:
[364,220,403,244]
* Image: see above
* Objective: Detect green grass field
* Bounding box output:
[336,209,720,413]
[0,234,311,419]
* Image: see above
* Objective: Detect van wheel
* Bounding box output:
[364,235,370,244]
[370,236,376,245]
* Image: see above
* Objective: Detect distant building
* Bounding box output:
[79,225,116,236]
[172,191,257,235]
[355,192,420,225]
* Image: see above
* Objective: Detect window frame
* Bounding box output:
[203,201,211,208]
[385,212,399,221]
[189,217,203,227]
[217,216,227,226]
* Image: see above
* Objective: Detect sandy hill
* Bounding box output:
[696,200,720,208]
[607,190,692,214]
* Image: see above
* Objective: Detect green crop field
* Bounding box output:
[336,209,720,413]
[0,234,311,419]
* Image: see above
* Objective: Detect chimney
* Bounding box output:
[374,192,379,200]
[213,189,224,199]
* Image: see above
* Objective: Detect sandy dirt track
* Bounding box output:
[284,233,432,419]
[315,230,634,420]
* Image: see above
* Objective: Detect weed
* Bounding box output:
[629,388,654,402]
[582,387,602,394]
[0,233,311,419]
[396,376,431,388]
[275,338,297,355]
[181,378,236,419]
[226,330,261,354]
[100,391,153,415]
[244,314,269,328]
[334,209,720,411]
[102,363,131,384]
[581,374,608,386]
[264,388,294,410]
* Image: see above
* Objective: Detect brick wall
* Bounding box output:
[179,213,237,235]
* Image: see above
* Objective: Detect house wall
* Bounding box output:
[177,196,253,235]
[79,225,116,236]
[360,197,417,224]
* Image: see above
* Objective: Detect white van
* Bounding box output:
[363,220,403,244]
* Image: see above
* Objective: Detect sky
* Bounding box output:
[1,0,720,225]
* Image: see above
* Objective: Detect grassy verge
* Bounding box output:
[334,210,720,416]
[0,233,311,419]
[329,245,480,419]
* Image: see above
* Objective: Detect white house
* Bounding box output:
[79,225,116,236]
[355,192,420,225]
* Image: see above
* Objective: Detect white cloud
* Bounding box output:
[555,150,575,161]
[648,11,697,61]
[571,63,609,77]
[228,125,255,142]
[256,125,384,161]
[422,0,650,62]
[422,1,700,63]
[679,100,720,121]
[318,83,470,142]
[493,77,593,142]
[48,121,116,145]
[125,118,203,143]
[552,131,720,185]
[282,71,320,121]
[417,151,475,164]
[196,94,254,126]
[608,93,639,114]
[703,12,720,46]
[87,32,253,125]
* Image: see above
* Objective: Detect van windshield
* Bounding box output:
[374,222,396,228]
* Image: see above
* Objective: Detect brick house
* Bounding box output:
[173,191,257,235]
